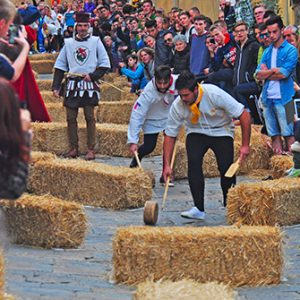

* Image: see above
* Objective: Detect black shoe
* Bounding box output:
[129,159,138,168]
[159,176,174,187]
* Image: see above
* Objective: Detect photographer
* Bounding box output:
[0,0,29,82]
[0,78,32,199]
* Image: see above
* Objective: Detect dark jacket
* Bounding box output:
[173,46,190,74]
[233,37,260,86]
[154,30,174,68]
[211,33,236,71]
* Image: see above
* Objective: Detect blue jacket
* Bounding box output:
[121,64,147,89]
[257,40,298,105]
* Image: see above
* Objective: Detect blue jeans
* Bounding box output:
[262,98,294,137]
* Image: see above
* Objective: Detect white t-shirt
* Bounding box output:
[165,84,244,138]
[267,47,281,99]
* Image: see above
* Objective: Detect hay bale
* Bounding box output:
[270,155,293,179]
[173,126,272,179]
[235,126,272,173]
[100,83,132,102]
[29,53,58,61]
[0,194,87,249]
[40,91,61,104]
[227,178,300,226]
[173,143,219,179]
[133,280,236,300]
[97,101,133,124]
[37,79,52,91]
[31,151,56,164]
[30,60,54,74]
[28,159,152,209]
[46,103,86,123]
[31,122,162,157]
[113,226,283,287]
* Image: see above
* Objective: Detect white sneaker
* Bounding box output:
[181,207,205,220]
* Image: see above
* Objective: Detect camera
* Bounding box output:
[8,24,19,44]
[209,38,216,44]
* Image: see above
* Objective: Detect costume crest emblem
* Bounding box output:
[74,47,89,65]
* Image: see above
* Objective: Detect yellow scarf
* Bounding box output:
[190,84,203,124]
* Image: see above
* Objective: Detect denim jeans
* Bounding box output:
[262,98,294,137]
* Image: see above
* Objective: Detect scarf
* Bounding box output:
[190,84,203,124]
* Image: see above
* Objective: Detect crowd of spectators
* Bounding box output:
[7,0,300,158]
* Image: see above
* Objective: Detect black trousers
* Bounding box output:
[186,133,236,211]
[130,133,159,167]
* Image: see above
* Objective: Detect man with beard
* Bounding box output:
[52,12,110,160]
[162,71,251,219]
[127,65,178,185]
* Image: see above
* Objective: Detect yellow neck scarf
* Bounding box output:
[190,84,203,124]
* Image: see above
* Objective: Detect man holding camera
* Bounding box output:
[0,0,29,82]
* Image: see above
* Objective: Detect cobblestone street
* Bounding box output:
[3,156,300,299]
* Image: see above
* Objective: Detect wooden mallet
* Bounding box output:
[162,142,177,210]
[134,151,159,226]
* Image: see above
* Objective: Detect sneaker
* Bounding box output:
[291,141,300,152]
[63,148,79,158]
[159,176,174,187]
[284,167,294,176]
[287,168,300,178]
[85,149,95,161]
[181,207,205,220]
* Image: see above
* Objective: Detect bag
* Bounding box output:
[18,5,41,26]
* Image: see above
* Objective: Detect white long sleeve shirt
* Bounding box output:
[127,75,178,144]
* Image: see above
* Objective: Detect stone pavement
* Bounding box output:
[3,155,300,300]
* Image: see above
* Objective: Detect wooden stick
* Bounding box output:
[99,80,125,93]
[65,73,125,93]
[134,151,142,168]
[162,142,177,210]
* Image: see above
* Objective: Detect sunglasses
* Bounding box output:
[164,38,173,43]
[259,33,269,39]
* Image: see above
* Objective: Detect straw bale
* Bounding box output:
[0,194,87,249]
[133,280,236,300]
[97,101,133,124]
[177,126,186,143]
[100,84,132,102]
[46,103,86,123]
[173,126,272,179]
[33,70,39,80]
[113,226,283,287]
[29,53,58,61]
[40,91,61,104]
[234,126,272,173]
[0,249,4,298]
[30,151,56,164]
[227,178,300,226]
[28,159,152,209]
[37,79,52,91]
[30,60,54,74]
[270,155,293,179]
[32,122,162,157]
[173,143,219,179]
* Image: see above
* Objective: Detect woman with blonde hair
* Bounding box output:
[137,47,155,83]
